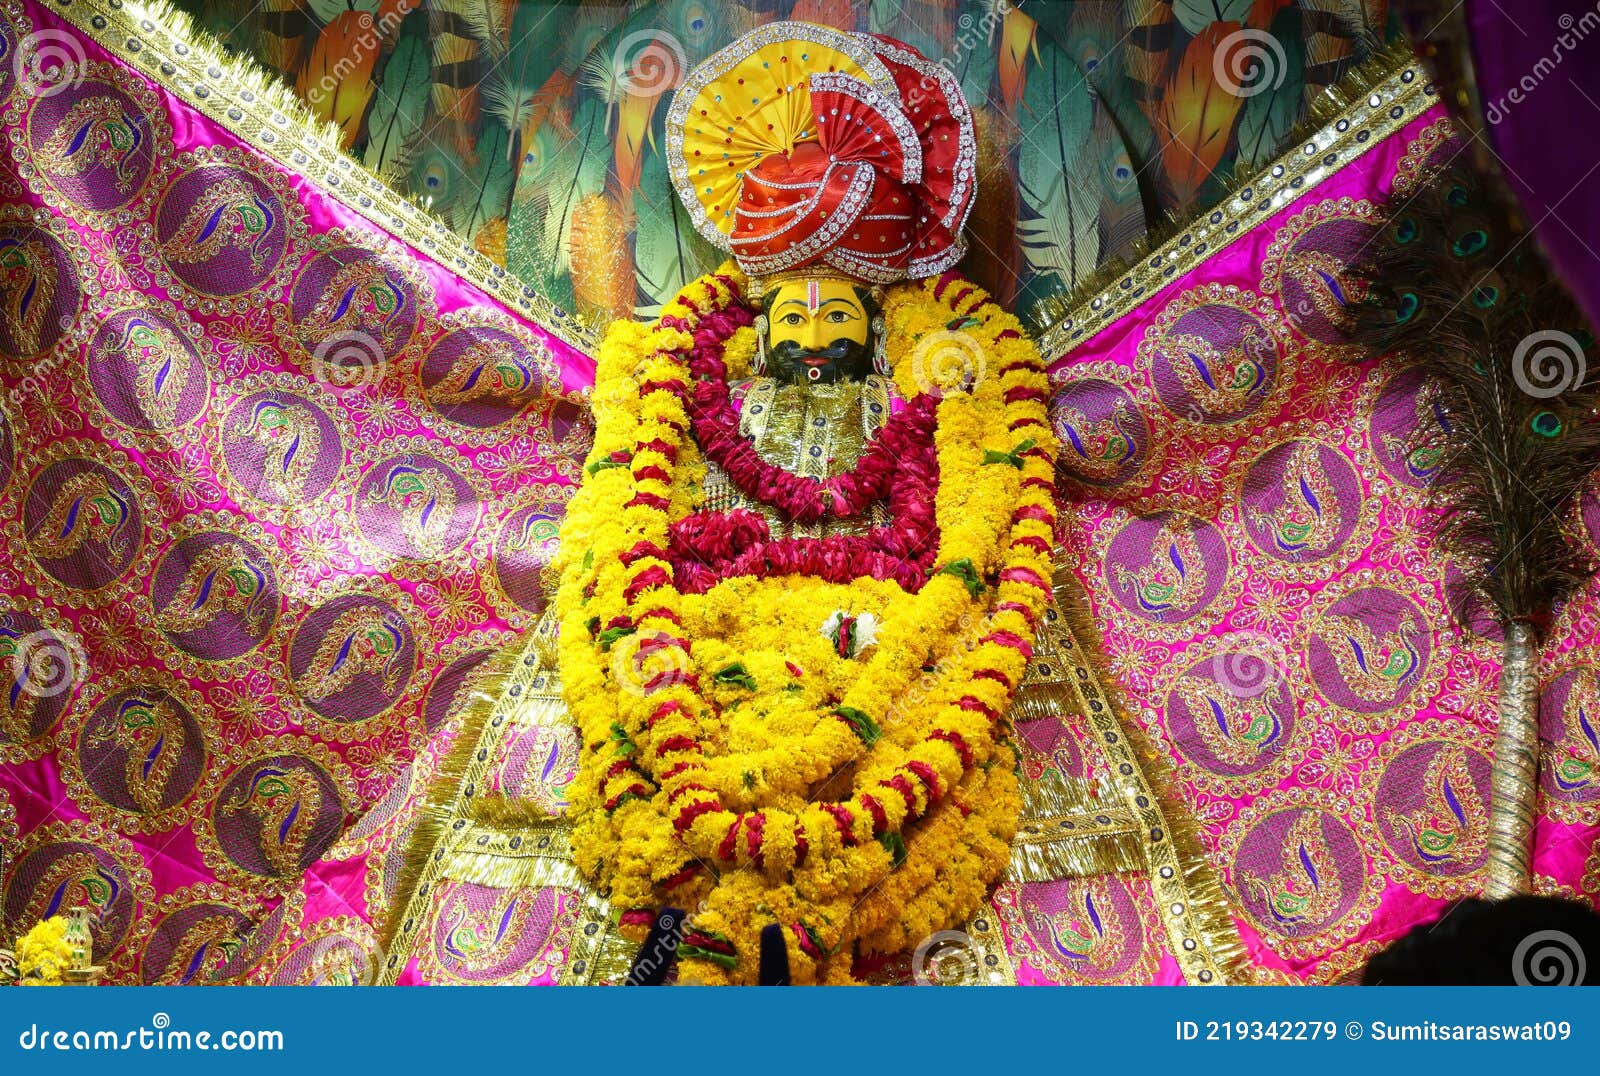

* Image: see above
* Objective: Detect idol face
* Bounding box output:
[763,278,876,385]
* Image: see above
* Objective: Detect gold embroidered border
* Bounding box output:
[1034,43,1437,360]
[50,0,595,354]
[373,613,627,985]
[1046,560,1251,985]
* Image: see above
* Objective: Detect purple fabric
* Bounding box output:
[1461,0,1600,328]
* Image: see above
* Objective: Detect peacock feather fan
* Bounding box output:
[1346,160,1600,627]
[1345,158,1600,898]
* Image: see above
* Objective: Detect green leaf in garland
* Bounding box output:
[679,928,738,970]
[587,449,632,476]
[834,706,882,747]
[982,437,1036,468]
[713,662,758,691]
[609,722,637,757]
[597,624,636,651]
[581,548,594,571]
[935,558,985,598]
[878,832,908,868]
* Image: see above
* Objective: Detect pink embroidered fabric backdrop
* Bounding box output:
[0,0,596,983]
[1049,103,1600,981]
[1,0,1597,986]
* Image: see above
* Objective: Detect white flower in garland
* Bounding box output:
[821,610,880,660]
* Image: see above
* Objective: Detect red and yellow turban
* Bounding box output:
[666,22,977,286]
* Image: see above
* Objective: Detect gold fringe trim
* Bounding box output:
[375,622,550,982]
[1006,829,1147,883]
[1016,764,1103,820]
[1047,562,1252,985]
[469,794,565,830]
[1033,39,1432,357]
[434,849,585,893]
[51,0,594,352]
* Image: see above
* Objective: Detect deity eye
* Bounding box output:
[781,312,803,326]
[827,310,849,322]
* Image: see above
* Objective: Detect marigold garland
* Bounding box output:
[556,264,1057,983]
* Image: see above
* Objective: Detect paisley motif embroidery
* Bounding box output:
[1242,812,1342,929]
[1023,879,1128,973]
[28,470,134,561]
[83,692,187,815]
[1171,676,1286,768]
[0,233,58,357]
[0,620,57,742]
[1282,248,1368,334]
[34,95,146,192]
[104,315,191,429]
[220,764,324,878]
[1165,327,1272,416]
[1550,668,1600,794]
[429,341,540,406]
[440,889,531,971]
[299,257,411,352]
[1321,608,1423,704]
[298,605,409,701]
[157,912,247,986]
[364,461,457,559]
[237,398,322,504]
[1247,441,1343,559]
[154,542,274,637]
[161,174,279,273]
[24,850,121,934]
[1381,387,1451,485]
[1113,515,1207,616]
[1382,743,1487,867]
[1055,399,1140,483]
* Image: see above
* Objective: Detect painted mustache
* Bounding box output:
[768,338,873,384]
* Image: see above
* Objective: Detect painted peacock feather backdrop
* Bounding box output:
[174,0,1395,328]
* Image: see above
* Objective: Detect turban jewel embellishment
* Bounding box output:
[666,22,978,285]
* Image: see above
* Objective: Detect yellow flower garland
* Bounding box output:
[557,266,1057,983]
[15,917,71,986]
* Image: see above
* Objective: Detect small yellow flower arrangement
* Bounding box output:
[15,917,71,986]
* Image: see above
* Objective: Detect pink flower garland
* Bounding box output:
[660,298,946,592]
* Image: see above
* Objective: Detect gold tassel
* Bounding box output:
[375,624,543,970]
[434,848,585,893]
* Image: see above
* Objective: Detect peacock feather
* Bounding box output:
[1346,159,1600,896]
